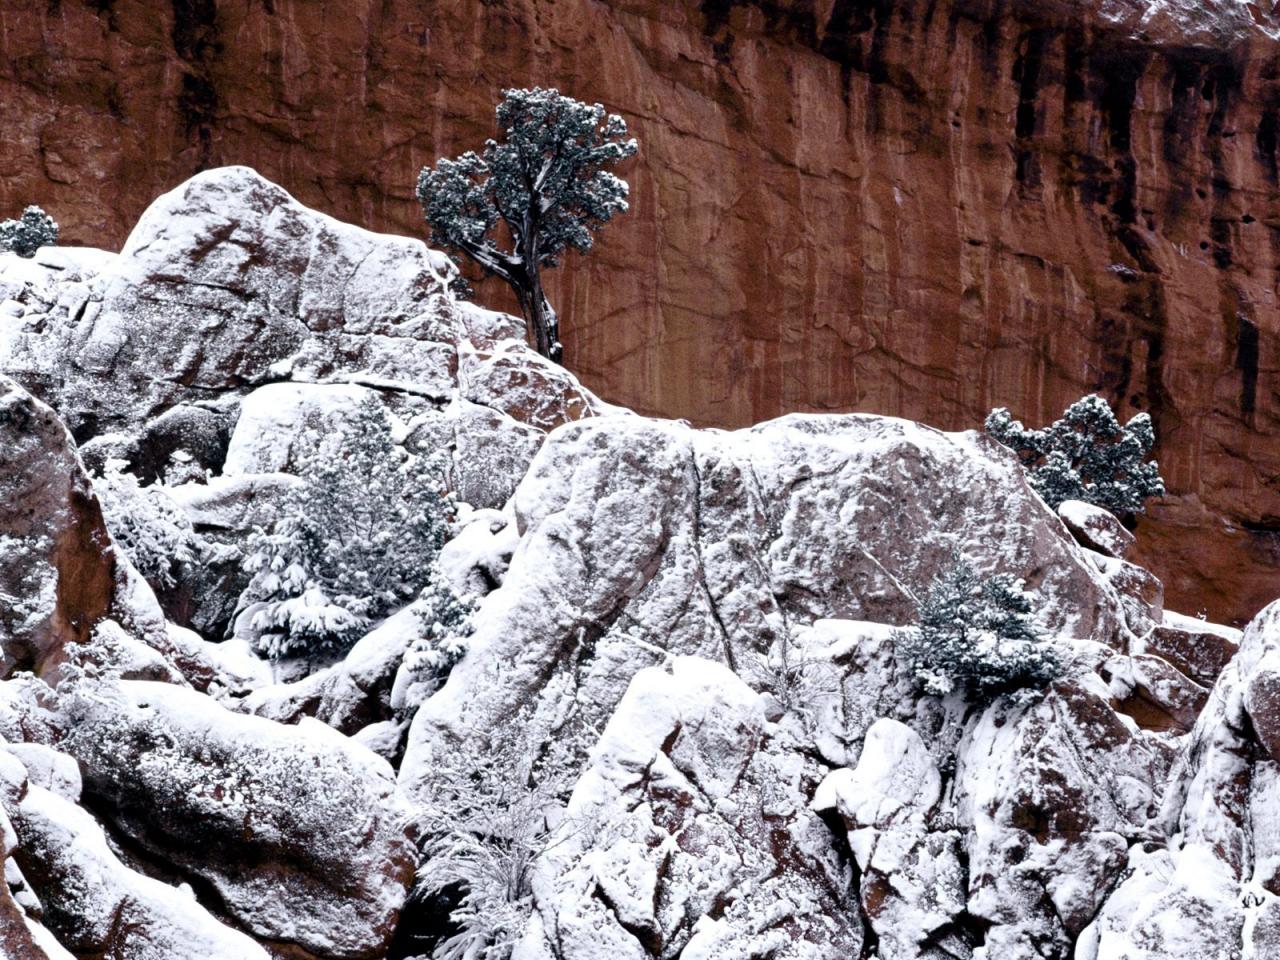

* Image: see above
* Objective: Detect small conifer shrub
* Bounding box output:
[238,396,457,660]
[900,553,1060,704]
[985,394,1165,516]
[0,206,58,258]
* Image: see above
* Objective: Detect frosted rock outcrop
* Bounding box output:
[0,167,612,492]
[1058,499,1135,559]
[0,374,116,677]
[0,748,270,960]
[514,657,863,959]
[0,376,227,687]
[401,412,1134,812]
[55,677,416,959]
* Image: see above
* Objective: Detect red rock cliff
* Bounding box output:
[2,0,1278,623]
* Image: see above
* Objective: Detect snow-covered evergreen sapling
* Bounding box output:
[0,205,58,258]
[900,553,1060,704]
[239,396,456,660]
[985,394,1165,515]
[417,87,637,363]
[390,573,478,716]
[93,459,201,591]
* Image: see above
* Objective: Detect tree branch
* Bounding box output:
[457,237,520,285]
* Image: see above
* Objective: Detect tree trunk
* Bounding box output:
[507,263,562,364]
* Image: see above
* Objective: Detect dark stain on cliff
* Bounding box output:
[1237,313,1259,417]
[1258,109,1280,181]
[1096,48,1147,224]
[1013,28,1050,188]
[172,0,222,165]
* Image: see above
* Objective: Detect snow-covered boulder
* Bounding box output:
[135,399,237,482]
[0,375,117,677]
[459,338,618,433]
[0,376,211,685]
[0,167,612,476]
[402,413,1133,813]
[955,680,1175,957]
[1080,606,1280,960]
[514,657,863,959]
[0,246,116,407]
[406,398,545,509]
[1076,843,1246,960]
[56,677,416,959]
[164,473,304,636]
[1143,610,1241,688]
[223,381,384,476]
[241,603,423,736]
[11,166,459,432]
[1089,553,1165,636]
[962,680,1177,957]
[1057,499,1135,558]
[1238,601,1280,760]
[0,749,270,960]
[435,507,519,596]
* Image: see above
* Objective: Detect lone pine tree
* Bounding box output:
[417,87,637,363]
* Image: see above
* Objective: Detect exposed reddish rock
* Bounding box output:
[1,0,1277,622]
[1146,608,1242,687]
[0,375,117,676]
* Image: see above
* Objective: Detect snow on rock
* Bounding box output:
[0,376,247,693]
[814,718,941,836]
[813,719,966,959]
[2,742,80,803]
[0,749,271,960]
[401,412,1133,814]
[0,246,116,408]
[5,166,459,432]
[406,398,545,509]
[458,338,619,433]
[168,472,305,530]
[0,375,116,678]
[435,507,519,596]
[0,776,72,960]
[0,166,612,499]
[166,472,304,636]
[1093,598,1280,959]
[1100,650,1209,734]
[514,657,863,959]
[1143,610,1241,689]
[1057,499,1135,559]
[1088,553,1165,637]
[1097,0,1280,48]
[241,602,423,735]
[789,619,933,769]
[135,398,238,483]
[744,415,1127,637]
[54,677,416,959]
[1239,601,1280,761]
[954,681,1175,957]
[1074,844,1248,960]
[223,381,382,475]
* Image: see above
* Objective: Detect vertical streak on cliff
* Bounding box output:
[171,0,220,168]
[1013,28,1049,193]
[1237,314,1259,419]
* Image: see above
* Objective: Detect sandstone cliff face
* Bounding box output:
[1,0,1277,623]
